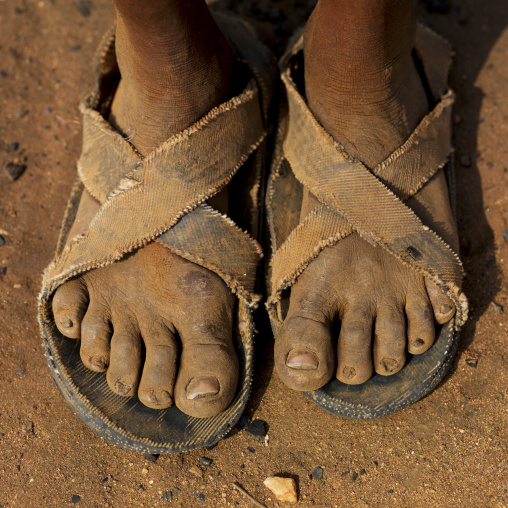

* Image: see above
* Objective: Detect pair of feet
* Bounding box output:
[51,0,459,419]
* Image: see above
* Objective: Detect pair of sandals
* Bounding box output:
[38,13,467,453]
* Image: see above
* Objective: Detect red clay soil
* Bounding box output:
[0,0,507,506]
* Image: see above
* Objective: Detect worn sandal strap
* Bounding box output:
[42,78,265,304]
[268,25,467,327]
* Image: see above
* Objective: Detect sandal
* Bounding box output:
[266,24,468,418]
[38,12,277,453]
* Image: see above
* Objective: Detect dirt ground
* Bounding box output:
[0,0,507,506]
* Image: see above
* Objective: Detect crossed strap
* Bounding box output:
[42,79,265,307]
[268,58,467,328]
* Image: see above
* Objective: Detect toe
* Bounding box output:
[406,292,435,355]
[138,322,178,409]
[80,302,112,372]
[52,279,88,339]
[106,318,142,397]
[275,315,335,391]
[336,306,374,384]
[373,304,406,376]
[174,312,238,419]
[425,279,456,324]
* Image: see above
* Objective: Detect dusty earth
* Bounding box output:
[0,0,507,506]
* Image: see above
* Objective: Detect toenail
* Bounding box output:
[149,389,172,406]
[440,304,452,315]
[186,377,220,400]
[343,366,356,379]
[90,355,106,369]
[412,339,425,348]
[115,381,131,396]
[382,358,398,373]
[59,318,73,328]
[286,350,318,370]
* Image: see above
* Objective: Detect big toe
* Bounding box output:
[275,314,335,391]
[425,279,456,324]
[174,315,238,419]
[52,278,88,339]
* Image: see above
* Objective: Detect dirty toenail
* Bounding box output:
[90,355,106,369]
[343,366,356,379]
[149,389,172,406]
[60,318,73,328]
[186,377,220,400]
[412,339,425,348]
[115,381,131,396]
[382,358,398,373]
[440,304,452,315]
[286,350,318,370]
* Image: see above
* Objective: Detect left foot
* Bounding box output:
[275,0,460,390]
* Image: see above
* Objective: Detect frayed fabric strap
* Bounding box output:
[272,70,465,321]
[42,79,265,303]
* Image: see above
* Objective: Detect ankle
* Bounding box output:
[109,13,234,156]
[303,2,427,168]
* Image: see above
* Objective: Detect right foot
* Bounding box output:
[52,0,241,418]
[274,0,460,391]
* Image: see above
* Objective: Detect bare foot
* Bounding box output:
[51,0,241,418]
[275,0,460,390]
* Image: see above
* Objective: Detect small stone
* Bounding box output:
[264,477,297,504]
[44,107,52,114]
[14,109,28,118]
[21,421,33,433]
[71,495,81,504]
[388,489,394,494]
[247,447,255,453]
[359,469,366,475]
[341,470,350,477]
[466,359,478,368]
[502,230,508,242]
[312,467,323,480]
[10,142,19,151]
[352,472,359,482]
[0,236,5,247]
[162,491,172,501]
[143,453,159,463]
[172,487,181,494]
[246,419,267,439]
[198,494,205,501]
[0,267,6,275]
[13,284,21,289]
[4,162,27,181]
[490,302,504,314]
[460,155,471,167]
[237,413,250,431]
[189,466,203,478]
[16,370,24,375]
[141,468,148,475]
[0,70,7,77]
[74,0,92,17]
[199,457,212,467]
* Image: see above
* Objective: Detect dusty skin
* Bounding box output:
[52,0,240,418]
[0,0,507,506]
[54,0,459,413]
[275,0,459,390]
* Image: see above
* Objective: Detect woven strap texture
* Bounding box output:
[41,20,273,309]
[268,24,468,329]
